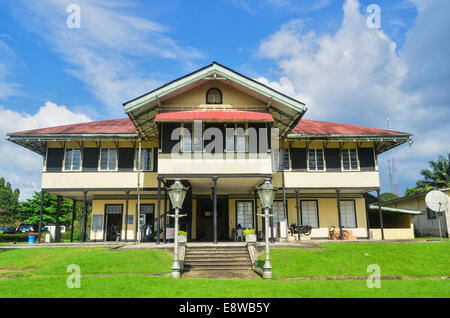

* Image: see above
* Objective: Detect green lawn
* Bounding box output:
[257,242,450,278]
[0,243,449,298]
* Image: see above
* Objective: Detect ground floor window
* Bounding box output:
[301,200,319,228]
[272,201,286,225]
[236,201,253,229]
[340,200,357,228]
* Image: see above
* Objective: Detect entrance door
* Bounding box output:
[196,197,229,241]
[105,204,123,241]
[139,204,154,242]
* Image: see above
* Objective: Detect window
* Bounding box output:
[236,201,253,229]
[340,201,357,228]
[342,149,358,171]
[301,201,319,228]
[278,148,290,171]
[308,148,324,171]
[64,148,81,171]
[105,204,122,214]
[426,208,437,220]
[225,124,247,153]
[100,148,117,171]
[206,88,222,104]
[135,148,152,171]
[272,201,286,225]
[182,124,192,153]
[236,124,247,153]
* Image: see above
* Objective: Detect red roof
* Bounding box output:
[8,116,410,137]
[291,119,410,136]
[9,118,137,135]
[155,110,274,123]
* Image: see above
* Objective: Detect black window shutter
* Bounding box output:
[162,123,180,153]
[325,148,341,171]
[291,148,307,171]
[46,148,64,172]
[118,148,135,171]
[283,148,290,170]
[82,148,99,171]
[153,148,158,172]
[358,148,376,171]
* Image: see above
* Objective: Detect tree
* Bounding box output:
[381,192,399,202]
[20,192,75,226]
[0,177,21,225]
[404,153,450,196]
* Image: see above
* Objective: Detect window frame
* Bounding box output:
[340,200,357,228]
[235,200,254,229]
[134,148,153,171]
[300,200,320,228]
[99,148,118,171]
[307,148,325,171]
[206,87,223,104]
[63,148,82,172]
[341,148,359,171]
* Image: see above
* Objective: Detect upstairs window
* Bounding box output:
[100,148,117,171]
[206,88,222,104]
[135,148,152,171]
[64,148,81,171]
[342,149,358,171]
[308,148,324,171]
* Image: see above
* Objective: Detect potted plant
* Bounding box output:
[178,231,187,243]
[243,228,256,243]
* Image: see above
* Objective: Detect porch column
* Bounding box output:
[81,191,88,242]
[376,189,385,240]
[336,189,343,241]
[295,190,300,238]
[37,190,45,244]
[254,190,258,241]
[55,195,62,243]
[70,200,77,242]
[124,191,130,242]
[157,177,162,245]
[365,200,371,240]
[164,187,168,244]
[213,177,218,245]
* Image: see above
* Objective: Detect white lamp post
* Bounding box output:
[257,178,278,279]
[167,180,189,279]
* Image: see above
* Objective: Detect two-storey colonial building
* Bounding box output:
[7,62,414,243]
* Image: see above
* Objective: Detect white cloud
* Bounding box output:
[257,0,450,194]
[0,102,91,199]
[233,0,336,14]
[15,0,202,115]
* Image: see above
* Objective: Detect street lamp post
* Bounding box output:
[257,178,278,279]
[167,180,189,279]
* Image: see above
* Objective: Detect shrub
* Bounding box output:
[61,230,81,241]
[178,231,187,236]
[0,233,30,242]
[243,228,255,236]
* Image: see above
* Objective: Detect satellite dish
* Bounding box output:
[425,190,449,212]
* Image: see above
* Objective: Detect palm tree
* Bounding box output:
[404,153,450,196]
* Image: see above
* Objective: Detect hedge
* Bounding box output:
[0,233,31,242]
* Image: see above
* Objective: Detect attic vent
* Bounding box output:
[206,88,222,104]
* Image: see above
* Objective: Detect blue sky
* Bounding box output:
[0,0,448,199]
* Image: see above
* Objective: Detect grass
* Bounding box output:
[0,243,449,298]
[0,247,173,278]
[257,243,450,278]
[0,276,448,298]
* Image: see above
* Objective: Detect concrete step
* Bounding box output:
[184,266,253,271]
[186,250,249,255]
[185,260,251,266]
[185,257,250,262]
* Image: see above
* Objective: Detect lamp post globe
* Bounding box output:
[257,178,277,279]
[167,180,189,279]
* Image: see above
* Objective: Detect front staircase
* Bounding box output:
[182,245,255,278]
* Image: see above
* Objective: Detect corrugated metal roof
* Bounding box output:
[291,119,410,136]
[8,118,137,136]
[154,110,274,123]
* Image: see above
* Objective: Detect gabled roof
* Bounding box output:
[123,62,307,138]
